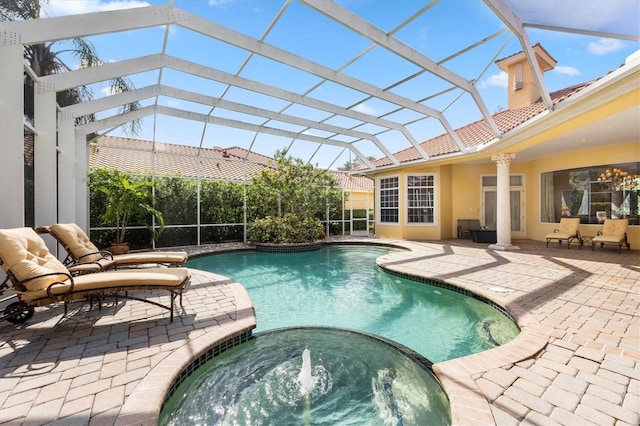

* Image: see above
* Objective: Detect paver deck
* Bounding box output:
[0,238,638,425]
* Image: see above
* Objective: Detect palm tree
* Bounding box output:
[1,0,142,135]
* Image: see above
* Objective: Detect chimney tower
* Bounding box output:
[495,43,557,110]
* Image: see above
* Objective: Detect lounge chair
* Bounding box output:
[0,227,190,324]
[37,223,188,273]
[545,218,581,249]
[591,219,630,254]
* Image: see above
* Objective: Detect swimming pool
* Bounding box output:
[187,244,519,363]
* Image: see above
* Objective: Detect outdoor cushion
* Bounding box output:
[0,227,69,292]
[112,251,188,266]
[49,223,105,263]
[18,268,189,301]
[592,219,628,242]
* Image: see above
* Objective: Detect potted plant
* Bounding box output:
[89,168,165,253]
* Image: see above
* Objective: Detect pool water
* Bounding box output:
[161,328,452,426]
[188,245,519,363]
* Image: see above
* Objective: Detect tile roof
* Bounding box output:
[495,42,557,69]
[329,171,374,191]
[90,136,273,181]
[90,136,374,191]
[367,78,597,169]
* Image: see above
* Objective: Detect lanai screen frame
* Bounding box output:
[0,0,638,240]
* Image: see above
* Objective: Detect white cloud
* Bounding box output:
[352,103,378,115]
[554,65,581,76]
[46,0,151,17]
[479,71,507,89]
[588,38,626,55]
[209,0,235,6]
[100,86,114,96]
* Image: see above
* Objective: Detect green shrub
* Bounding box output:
[248,214,323,243]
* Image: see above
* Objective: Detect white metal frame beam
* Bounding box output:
[62,83,398,163]
[11,5,446,160]
[44,54,418,163]
[484,0,554,109]
[78,104,377,169]
[301,0,501,142]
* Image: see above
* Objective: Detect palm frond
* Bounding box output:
[0,0,48,22]
[3,0,142,136]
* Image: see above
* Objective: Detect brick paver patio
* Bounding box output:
[0,238,638,425]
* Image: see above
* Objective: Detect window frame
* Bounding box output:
[378,175,400,224]
[405,174,437,226]
[539,162,639,225]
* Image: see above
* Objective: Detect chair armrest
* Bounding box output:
[34,226,51,234]
[553,228,560,233]
[77,250,114,261]
[596,231,603,236]
[21,271,74,298]
[46,274,74,298]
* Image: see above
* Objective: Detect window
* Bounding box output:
[540,162,639,225]
[407,175,435,224]
[379,177,399,223]
[514,63,523,90]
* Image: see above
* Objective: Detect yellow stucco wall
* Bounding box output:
[344,190,374,211]
[374,164,453,241]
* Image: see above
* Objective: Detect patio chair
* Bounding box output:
[0,227,190,324]
[545,217,581,249]
[591,219,630,254]
[457,219,483,239]
[37,223,188,273]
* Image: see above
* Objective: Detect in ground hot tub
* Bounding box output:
[160,327,451,425]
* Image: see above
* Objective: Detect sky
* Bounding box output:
[39,0,640,169]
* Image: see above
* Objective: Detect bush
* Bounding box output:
[248,214,323,243]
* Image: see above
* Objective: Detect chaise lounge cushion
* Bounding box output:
[49,223,106,264]
[48,223,188,268]
[0,227,70,292]
[113,251,189,266]
[19,268,189,301]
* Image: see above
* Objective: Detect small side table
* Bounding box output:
[580,235,594,249]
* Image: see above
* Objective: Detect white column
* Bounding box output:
[33,81,59,254]
[489,153,520,251]
[57,112,76,225]
[0,40,25,228]
[74,129,89,232]
[34,82,58,227]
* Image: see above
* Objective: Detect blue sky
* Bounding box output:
[42,0,640,168]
